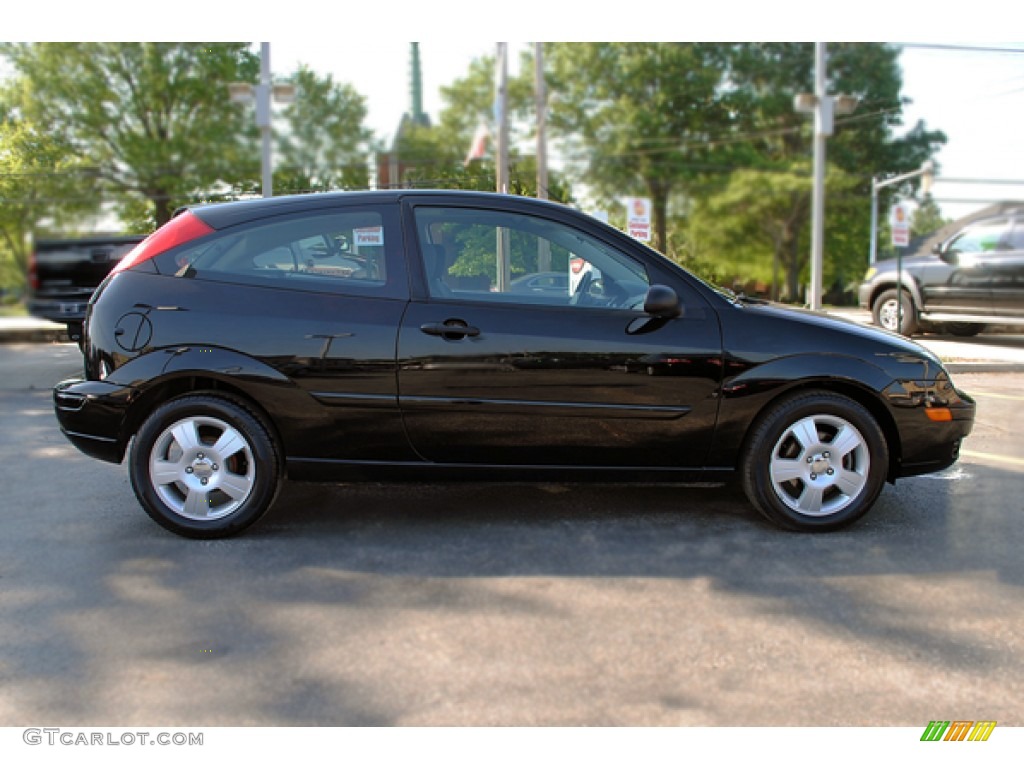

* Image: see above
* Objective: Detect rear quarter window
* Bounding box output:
[153,207,405,299]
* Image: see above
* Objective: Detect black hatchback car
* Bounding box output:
[54,191,975,538]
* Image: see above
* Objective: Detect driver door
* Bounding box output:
[396,203,723,469]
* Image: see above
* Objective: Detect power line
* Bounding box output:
[897,43,1024,55]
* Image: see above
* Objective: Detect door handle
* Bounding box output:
[420,320,481,340]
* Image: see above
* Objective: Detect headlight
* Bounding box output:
[863,267,877,281]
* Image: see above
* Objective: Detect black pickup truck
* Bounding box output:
[28,235,146,342]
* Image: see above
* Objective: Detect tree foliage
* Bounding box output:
[546,43,737,253]
[1,42,259,228]
[529,43,947,300]
[274,65,374,194]
[0,118,97,288]
[399,50,571,202]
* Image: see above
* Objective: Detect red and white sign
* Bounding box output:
[625,197,651,242]
[890,203,910,248]
[354,226,384,247]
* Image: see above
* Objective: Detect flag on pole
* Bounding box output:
[464,123,490,165]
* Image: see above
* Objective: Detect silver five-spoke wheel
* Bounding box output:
[130,394,280,538]
[741,391,889,531]
[149,416,256,520]
[768,414,869,516]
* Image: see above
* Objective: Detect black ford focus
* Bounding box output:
[54,191,975,538]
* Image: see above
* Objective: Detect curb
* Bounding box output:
[943,362,1024,374]
[0,325,69,344]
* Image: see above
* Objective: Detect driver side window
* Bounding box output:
[413,206,649,310]
[949,219,1011,253]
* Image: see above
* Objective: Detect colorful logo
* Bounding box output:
[920,720,996,742]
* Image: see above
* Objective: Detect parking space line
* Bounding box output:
[962,449,1024,467]
[965,391,1024,402]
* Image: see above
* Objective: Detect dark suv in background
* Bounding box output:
[859,210,1024,336]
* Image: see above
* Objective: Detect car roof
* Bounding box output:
[184,190,581,231]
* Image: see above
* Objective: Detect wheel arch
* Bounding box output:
[122,374,287,474]
[867,276,924,312]
[736,378,902,483]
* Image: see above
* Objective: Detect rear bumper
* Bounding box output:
[53,378,134,464]
[28,299,89,325]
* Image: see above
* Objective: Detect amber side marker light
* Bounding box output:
[925,407,953,422]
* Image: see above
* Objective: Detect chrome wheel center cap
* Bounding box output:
[810,455,830,475]
[191,458,215,480]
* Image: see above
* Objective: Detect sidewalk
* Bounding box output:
[2,312,1023,372]
[0,316,69,344]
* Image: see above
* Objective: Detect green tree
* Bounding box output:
[400,50,571,202]
[1,42,259,228]
[274,65,374,194]
[911,194,948,236]
[666,43,945,300]
[545,43,738,253]
[0,118,97,289]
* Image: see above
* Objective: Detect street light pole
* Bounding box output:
[228,43,296,199]
[794,43,857,311]
[808,43,828,312]
[258,43,273,198]
[869,160,935,265]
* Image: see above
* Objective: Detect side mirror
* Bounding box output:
[643,284,682,319]
[935,243,958,265]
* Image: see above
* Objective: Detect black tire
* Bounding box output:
[872,288,918,336]
[740,391,889,532]
[129,394,281,538]
[945,322,984,337]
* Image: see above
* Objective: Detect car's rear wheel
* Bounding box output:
[129,394,280,538]
[741,391,889,532]
[872,288,918,336]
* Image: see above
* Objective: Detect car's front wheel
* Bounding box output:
[129,394,281,538]
[872,288,918,336]
[741,391,889,532]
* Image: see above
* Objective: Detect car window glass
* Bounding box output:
[1007,224,1024,250]
[949,219,1010,253]
[155,209,396,295]
[413,207,650,310]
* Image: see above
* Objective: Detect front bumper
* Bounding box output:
[885,376,976,477]
[857,281,874,310]
[53,378,135,464]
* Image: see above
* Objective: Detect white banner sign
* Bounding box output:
[625,197,651,242]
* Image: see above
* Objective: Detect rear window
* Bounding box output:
[153,208,403,298]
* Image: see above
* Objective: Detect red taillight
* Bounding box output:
[110,210,214,276]
[28,249,39,290]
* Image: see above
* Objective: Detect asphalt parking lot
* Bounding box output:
[1,341,1022,727]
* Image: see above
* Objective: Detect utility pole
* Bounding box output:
[258,43,273,198]
[535,42,551,272]
[228,43,295,198]
[808,42,827,311]
[794,43,857,310]
[495,42,510,291]
[535,42,548,202]
[495,42,510,195]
